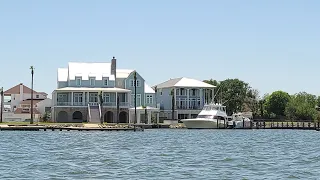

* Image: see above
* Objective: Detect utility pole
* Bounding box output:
[30,66,34,124]
[134,71,137,125]
[0,87,3,123]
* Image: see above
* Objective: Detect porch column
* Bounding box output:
[128,92,131,106]
[87,92,90,105]
[129,111,131,124]
[137,111,141,124]
[156,112,159,124]
[82,92,85,106]
[148,111,151,124]
[199,89,203,107]
[187,89,190,109]
[71,92,74,106]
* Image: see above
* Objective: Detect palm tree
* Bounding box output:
[99,91,103,124]
[0,87,3,123]
[171,89,175,120]
[134,71,137,124]
[154,86,158,124]
[30,66,34,124]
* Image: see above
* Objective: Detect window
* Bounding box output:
[131,94,141,106]
[103,93,110,102]
[89,77,95,86]
[89,93,98,102]
[76,77,82,86]
[146,95,153,104]
[74,93,83,103]
[130,79,141,87]
[36,95,39,98]
[103,78,108,86]
[58,94,67,102]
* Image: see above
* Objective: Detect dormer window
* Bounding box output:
[76,77,82,86]
[89,77,95,86]
[103,78,108,86]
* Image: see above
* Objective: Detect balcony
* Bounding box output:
[54,101,130,107]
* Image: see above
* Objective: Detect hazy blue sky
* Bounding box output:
[0,0,319,98]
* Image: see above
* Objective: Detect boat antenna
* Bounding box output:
[212,83,222,103]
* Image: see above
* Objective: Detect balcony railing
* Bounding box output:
[103,102,116,106]
[119,102,130,107]
[55,101,130,107]
[56,102,72,106]
[176,106,202,110]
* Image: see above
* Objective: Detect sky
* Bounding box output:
[0,0,320,98]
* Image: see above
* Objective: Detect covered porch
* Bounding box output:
[129,106,160,124]
[52,87,131,107]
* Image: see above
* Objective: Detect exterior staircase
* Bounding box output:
[88,105,100,123]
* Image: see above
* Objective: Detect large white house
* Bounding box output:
[154,77,215,120]
[51,57,159,123]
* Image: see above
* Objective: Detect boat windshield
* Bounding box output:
[204,106,218,111]
[197,115,214,119]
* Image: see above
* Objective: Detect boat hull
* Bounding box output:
[181,119,225,129]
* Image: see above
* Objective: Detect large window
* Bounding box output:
[131,94,141,106]
[74,93,83,104]
[130,79,141,87]
[103,93,110,102]
[146,95,153,104]
[89,93,98,102]
[58,94,67,102]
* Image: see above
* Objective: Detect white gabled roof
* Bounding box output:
[155,77,215,88]
[58,68,68,82]
[144,83,155,93]
[116,69,134,78]
[68,62,114,81]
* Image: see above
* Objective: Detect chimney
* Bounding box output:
[111,56,117,87]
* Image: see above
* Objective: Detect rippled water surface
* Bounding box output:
[0,129,320,179]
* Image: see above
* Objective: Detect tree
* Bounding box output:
[42,112,51,122]
[285,92,318,120]
[99,91,103,124]
[215,79,249,115]
[244,88,260,117]
[264,91,290,117]
[170,89,175,120]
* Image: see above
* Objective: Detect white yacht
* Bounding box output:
[227,112,252,129]
[181,103,228,129]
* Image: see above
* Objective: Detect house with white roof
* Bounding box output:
[52,57,159,123]
[154,77,215,120]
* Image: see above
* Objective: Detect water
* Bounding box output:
[0,129,319,180]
